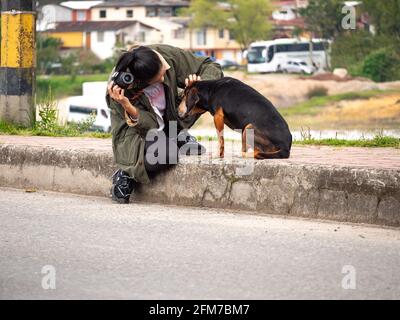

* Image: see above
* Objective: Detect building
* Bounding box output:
[37,1,103,31]
[38,0,242,62]
[90,0,189,21]
[45,20,161,59]
[90,0,242,62]
[271,0,308,38]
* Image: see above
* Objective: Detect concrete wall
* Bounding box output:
[0,144,399,227]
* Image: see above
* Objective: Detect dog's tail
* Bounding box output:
[255,149,281,159]
[256,148,291,159]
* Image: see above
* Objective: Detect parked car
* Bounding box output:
[67,96,111,132]
[216,59,241,70]
[280,60,316,75]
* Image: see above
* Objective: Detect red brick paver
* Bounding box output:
[1,135,399,170]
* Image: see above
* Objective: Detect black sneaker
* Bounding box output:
[110,169,136,204]
[177,131,206,156]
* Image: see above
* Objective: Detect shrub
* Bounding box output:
[36,88,59,133]
[306,86,328,99]
[362,49,400,82]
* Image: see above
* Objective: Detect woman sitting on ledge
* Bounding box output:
[106,44,223,204]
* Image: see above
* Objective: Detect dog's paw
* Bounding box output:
[242,148,255,158]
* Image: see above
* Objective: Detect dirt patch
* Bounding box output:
[299,72,370,82]
[223,71,400,108]
[286,93,400,130]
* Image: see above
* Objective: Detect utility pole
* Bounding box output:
[0,0,36,127]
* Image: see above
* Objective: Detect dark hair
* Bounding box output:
[115,46,162,83]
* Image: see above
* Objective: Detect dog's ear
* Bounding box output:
[187,87,200,109]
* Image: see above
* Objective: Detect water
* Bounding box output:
[189,128,400,141]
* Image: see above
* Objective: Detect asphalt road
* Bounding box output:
[0,187,399,300]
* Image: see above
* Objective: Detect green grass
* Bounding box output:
[37,74,109,102]
[0,120,112,138]
[294,135,400,148]
[281,89,389,117]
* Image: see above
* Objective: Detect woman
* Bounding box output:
[106,44,223,203]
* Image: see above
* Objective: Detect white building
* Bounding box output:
[46,20,161,60]
[37,1,103,31]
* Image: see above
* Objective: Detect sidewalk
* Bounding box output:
[1,134,400,169]
[0,134,399,227]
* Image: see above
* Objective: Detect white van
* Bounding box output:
[67,95,111,132]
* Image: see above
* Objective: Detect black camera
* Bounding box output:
[111,71,134,89]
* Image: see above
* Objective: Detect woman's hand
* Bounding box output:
[107,81,130,108]
[185,74,201,87]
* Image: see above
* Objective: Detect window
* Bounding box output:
[276,43,309,52]
[173,28,185,39]
[267,46,274,62]
[228,30,235,40]
[76,10,86,21]
[97,31,104,42]
[247,47,266,64]
[126,10,133,18]
[136,31,146,42]
[99,10,106,18]
[146,7,157,17]
[158,7,172,17]
[312,42,327,51]
[274,42,327,53]
[69,106,97,115]
[218,29,224,39]
[196,29,207,45]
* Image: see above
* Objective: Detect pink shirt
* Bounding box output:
[143,82,166,131]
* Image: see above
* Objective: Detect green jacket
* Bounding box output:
[106,44,223,184]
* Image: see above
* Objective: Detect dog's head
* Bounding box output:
[178,84,207,119]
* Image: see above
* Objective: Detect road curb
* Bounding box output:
[0,144,399,227]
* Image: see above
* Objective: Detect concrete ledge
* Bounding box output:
[0,143,399,227]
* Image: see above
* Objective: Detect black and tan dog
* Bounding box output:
[178,77,292,159]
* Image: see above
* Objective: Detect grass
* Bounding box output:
[293,127,399,148]
[294,136,400,148]
[280,89,388,117]
[0,120,112,138]
[37,74,109,101]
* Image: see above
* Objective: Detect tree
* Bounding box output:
[183,0,272,51]
[298,0,343,40]
[298,0,343,70]
[363,0,400,41]
[37,34,63,74]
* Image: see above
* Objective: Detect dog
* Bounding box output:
[178,77,292,159]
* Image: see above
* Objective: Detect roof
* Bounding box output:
[93,0,190,8]
[136,17,184,30]
[60,1,104,10]
[46,20,148,32]
[272,17,305,28]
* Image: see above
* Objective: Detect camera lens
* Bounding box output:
[123,73,134,84]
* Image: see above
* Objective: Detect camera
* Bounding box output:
[111,71,134,89]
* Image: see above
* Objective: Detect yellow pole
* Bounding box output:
[0,0,36,127]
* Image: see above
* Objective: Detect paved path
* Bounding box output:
[1,135,399,170]
[0,188,399,299]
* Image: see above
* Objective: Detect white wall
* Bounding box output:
[38,4,72,31]
[90,30,116,59]
[91,7,146,21]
